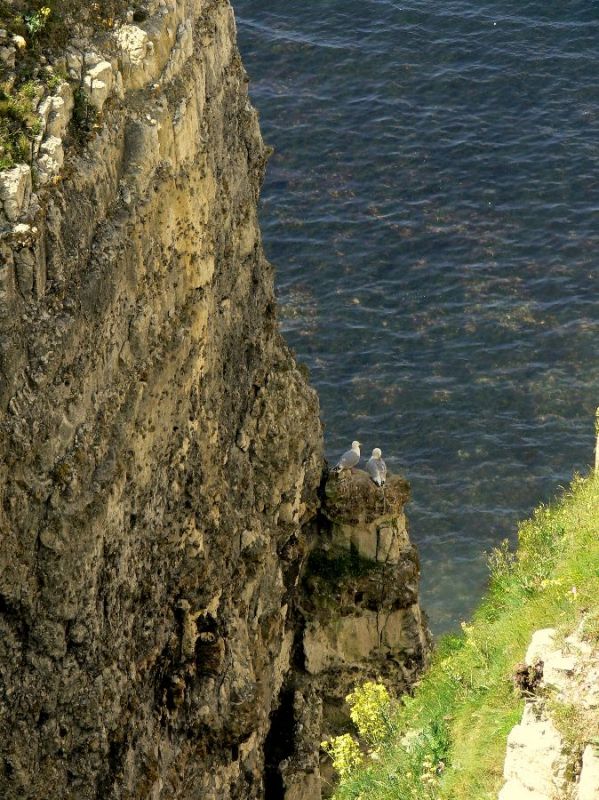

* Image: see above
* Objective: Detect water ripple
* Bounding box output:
[235,0,599,633]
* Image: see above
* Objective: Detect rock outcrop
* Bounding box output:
[499,625,599,800]
[0,2,430,798]
[269,471,431,799]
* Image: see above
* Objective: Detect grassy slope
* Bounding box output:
[331,471,599,800]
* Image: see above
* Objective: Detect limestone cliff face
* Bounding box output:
[0,2,430,798]
[0,2,322,797]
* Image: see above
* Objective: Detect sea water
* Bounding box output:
[234,0,599,633]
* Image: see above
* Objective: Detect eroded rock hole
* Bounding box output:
[263,688,295,800]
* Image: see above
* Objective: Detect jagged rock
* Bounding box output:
[0,42,15,69]
[83,60,114,111]
[117,24,153,89]
[36,94,54,134]
[66,48,84,80]
[323,471,411,563]
[499,625,599,800]
[278,691,323,800]
[115,2,191,95]
[501,703,567,799]
[0,2,325,798]
[324,469,410,526]
[277,469,430,796]
[0,5,429,800]
[37,136,64,185]
[162,20,194,84]
[46,84,75,139]
[0,164,32,223]
[578,745,599,800]
[498,781,551,800]
[303,605,426,674]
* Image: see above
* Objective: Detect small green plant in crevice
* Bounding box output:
[548,700,588,751]
[43,66,67,91]
[70,86,97,142]
[0,80,42,169]
[547,699,592,783]
[23,5,51,40]
[548,694,599,784]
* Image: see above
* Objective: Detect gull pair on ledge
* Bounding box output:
[333,441,387,486]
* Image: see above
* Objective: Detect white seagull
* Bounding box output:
[366,448,387,486]
[334,440,361,472]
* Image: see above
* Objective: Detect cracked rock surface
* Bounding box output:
[0,2,324,798]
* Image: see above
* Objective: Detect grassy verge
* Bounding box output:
[326,470,599,800]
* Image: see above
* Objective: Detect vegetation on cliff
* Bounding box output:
[324,469,599,799]
[0,0,124,169]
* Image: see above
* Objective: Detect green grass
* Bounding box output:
[0,2,50,170]
[328,471,599,800]
[0,81,41,170]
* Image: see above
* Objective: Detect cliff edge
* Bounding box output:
[1,2,323,797]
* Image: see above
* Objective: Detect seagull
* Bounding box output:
[366,448,387,486]
[334,441,361,472]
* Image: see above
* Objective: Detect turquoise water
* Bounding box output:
[234,1,599,633]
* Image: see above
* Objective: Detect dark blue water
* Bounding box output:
[233,1,599,633]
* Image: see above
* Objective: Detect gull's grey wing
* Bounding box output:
[378,457,387,484]
[337,449,359,469]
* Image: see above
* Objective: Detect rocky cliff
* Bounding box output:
[275,471,431,799]
[0,2,429,798]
